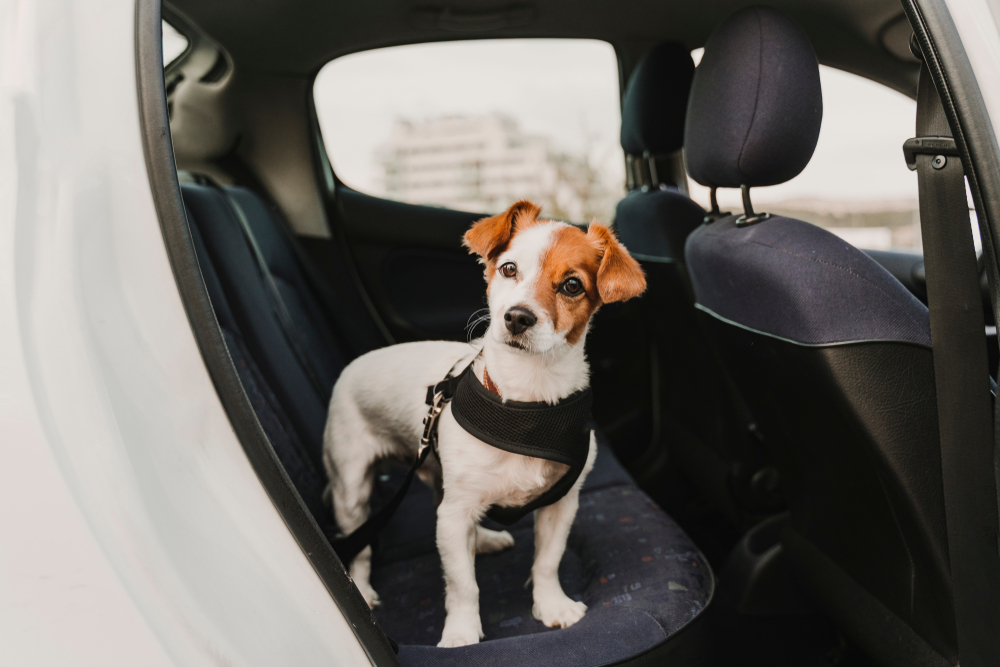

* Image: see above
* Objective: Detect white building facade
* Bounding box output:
[377,115,558,214]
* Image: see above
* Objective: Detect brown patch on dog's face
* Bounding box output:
[533,225,603,345]
[532,223,647,345]
[463,200,544,279]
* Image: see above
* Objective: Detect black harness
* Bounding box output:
[330,361,593,563]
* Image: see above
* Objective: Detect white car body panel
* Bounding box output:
[0,1,370,665]
[945,0,1000,136]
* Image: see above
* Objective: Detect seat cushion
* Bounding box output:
[371,438,714,667]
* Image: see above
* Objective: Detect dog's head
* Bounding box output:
[463,200,646,355]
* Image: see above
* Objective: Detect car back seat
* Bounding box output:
[180,178,714,666]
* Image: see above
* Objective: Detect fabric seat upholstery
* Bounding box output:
[180,179,714,665]
[682,8,955,666]
[612,42,777,527]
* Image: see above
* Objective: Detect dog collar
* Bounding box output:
[483,365,502,396]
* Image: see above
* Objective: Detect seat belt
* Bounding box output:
[911,60,1000,666]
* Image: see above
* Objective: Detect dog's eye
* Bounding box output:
[561,277,584,296]
[499,262,517,278]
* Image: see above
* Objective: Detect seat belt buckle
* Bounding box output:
[903,136,959,171]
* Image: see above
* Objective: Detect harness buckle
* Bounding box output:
[419,390,446,455]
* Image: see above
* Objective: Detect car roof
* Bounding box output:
[165,0,920,95]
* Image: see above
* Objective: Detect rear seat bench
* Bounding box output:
[180,179,713,665]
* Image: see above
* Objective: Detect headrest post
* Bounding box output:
[645,151,659,188]
[741,184,754,217]
[736,184,771,227]
[702,186,731,224]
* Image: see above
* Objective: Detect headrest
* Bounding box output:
[621,42,695,156]
[685,7,822,188]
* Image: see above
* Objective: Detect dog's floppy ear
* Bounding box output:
[464,200,542,262]
[587,223,646,303]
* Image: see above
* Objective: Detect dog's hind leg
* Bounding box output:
[530,432,598,629]
[475,525,514,554]
[324,401,381,609]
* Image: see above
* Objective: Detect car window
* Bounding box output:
[688,54,923,251]
[314,39,624,223]
[162,20,188,68]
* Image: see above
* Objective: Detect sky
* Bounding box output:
[312,38,920,216]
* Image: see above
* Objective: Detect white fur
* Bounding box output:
[323,223,597,648]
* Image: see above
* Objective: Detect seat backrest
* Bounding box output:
[187,202,332,521]
[612,42,778,527]
[615,41,702,259]
[683,8,955,666]
[182,181,373,521]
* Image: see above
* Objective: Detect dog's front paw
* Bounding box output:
[437,613,484,648]
[533,592,587,629]
[355,581,381,609]
[476,527,515,554]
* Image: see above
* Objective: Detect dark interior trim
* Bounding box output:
[306,90,397,346]
[900,1,1000,663]
[694,304,934,351]
[134,2,398,664]
[904,0,1000,359]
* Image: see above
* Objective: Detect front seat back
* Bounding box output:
[613,42,779,527]
[684,8,955,667]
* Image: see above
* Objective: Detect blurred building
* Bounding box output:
[376,115,557,214]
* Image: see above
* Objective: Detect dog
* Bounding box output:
[322,200,646,647]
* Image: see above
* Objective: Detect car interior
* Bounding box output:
[148,0,1000,665]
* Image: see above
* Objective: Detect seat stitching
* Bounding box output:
[735,8,764,181]
[739,237,929,335]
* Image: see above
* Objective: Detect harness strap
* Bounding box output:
[452,369,593,525]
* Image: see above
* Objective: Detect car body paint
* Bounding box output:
[0,1,370,665]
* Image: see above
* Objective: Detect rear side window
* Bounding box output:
[162,20,188,67]
[689,61,921,251]
[314,39,624,223]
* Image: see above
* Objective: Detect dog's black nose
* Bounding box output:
[504,307,537,335]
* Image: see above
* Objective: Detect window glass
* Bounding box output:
[314,40,624,223]
[688,54,922,251]
[162,20,188,68]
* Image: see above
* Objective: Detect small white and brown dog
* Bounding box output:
[322,200,646,648]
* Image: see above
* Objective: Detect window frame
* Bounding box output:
[309,37,629,219]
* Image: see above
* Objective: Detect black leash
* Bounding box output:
[328,359,593,562]
[328,363,464,564]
